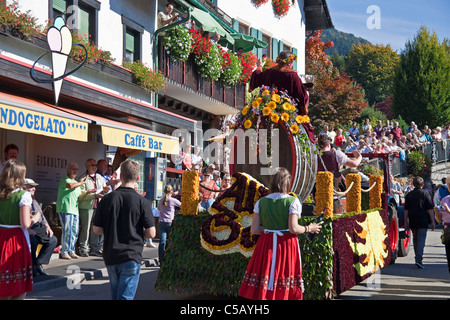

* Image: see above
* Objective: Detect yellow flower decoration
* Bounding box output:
[281,112,289,122]
[296,115,310,124]
[262,90,270,96]
[271,113,279,123]
[271,94,280,102]
[290,124,299,134]
[267,101,277,110]
[282,102,291,111]
[289,104,296,111]
[242,106,249,116]
[252,100,260,107]
[256,97,263,104]
[244,119,252,129]
[262,107,272,116]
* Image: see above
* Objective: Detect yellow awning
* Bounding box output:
[0,92,88,142]
[57,107,179,155]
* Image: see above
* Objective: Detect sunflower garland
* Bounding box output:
[180,170,200,215]
[369,174,383,210]
[346,173,361,213]
[315,172,334,218]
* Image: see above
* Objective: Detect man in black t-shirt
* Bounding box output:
[404,176,435,269]
[93,160,155,300]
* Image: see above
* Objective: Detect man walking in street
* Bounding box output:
[404,176,435,269]
[93,160,155,300]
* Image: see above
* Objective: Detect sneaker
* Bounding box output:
[146,242,156,248]
[415,262,425,269]
[60,253,71,260]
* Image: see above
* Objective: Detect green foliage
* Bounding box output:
[162,25,193,62]
[195,41,223,82]
[392,26,450,128]
[298,218,335,300]
[406,150,432,180]
[346,43,399,106]
[0,0,40,39]
[155,214,249,297]
[220,51,243,87]
[71,31,115,65]
[122,60,165,93]
[320,29,370,56]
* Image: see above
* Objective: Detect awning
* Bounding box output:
[0,92,89,142]
[220,33,268,53]
[189,7,235,46]
[57,108,179,155]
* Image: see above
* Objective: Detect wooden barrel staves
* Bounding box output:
[229,121,317,202]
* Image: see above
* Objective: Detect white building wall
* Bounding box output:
[217,0,306,74]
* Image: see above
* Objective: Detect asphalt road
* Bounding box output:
[25,227,450,301]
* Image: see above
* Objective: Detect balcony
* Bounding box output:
[157,41,246,116]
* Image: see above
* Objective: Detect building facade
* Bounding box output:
[0,0,332,206]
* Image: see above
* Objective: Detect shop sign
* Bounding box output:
[0,103,88,142]
[101,126,179,154]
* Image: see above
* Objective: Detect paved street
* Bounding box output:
[26,227,450,301]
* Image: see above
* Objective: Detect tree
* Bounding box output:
[392,26,450,128]
[346,43,399,106]
[306,30,367,130]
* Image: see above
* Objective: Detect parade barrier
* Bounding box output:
[155,170,391,299]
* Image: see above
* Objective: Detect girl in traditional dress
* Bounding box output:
[0,160,39,299]
[239,167,323,300]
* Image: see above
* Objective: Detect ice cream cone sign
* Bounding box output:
[47,17,72,106]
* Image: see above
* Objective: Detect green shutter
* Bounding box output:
[292,47,298,70]
[53,0,66,13]
[78,7,89,40]
[250,27,258,56]
[278,40,284,54]
[125,30,135,53]
[272,37,278,60]
[232,18,239,32]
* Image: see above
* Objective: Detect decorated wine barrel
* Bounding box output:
[229,120,317,202]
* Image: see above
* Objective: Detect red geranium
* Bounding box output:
[251,0,269,6]
[239,51,258,83]
[190,28,211,58]
[272,0,291,17]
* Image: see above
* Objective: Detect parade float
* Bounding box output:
[155,87,400,299]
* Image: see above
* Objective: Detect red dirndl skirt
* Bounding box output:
[239,232,303,300]
[0,227,33,297]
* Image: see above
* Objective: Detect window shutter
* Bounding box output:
[278,40,284,54]
[78,7,90,40]
[53,0,66,13]
[271,37,278,60]
[125,30,135,53]
[292,47,298,70]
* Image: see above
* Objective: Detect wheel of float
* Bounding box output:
[398,228,410,257]
[388,201,399,264]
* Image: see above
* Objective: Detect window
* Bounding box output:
[77,3,96,43]
[238,22,249,36]
[122,16,143,63]
[51,0,67,20]
[261,34,270,59]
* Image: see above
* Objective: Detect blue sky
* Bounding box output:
[326,0,450,52]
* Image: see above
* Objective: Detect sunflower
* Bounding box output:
[252,100,260,107]
[267,101,277,110]
[271,94,280,102]
[282,102,291,111]
[270,113,279,123]
[244,119,252,129]
[256,97,263,104]
[290,124,299,134]
[242,106,249,116]
[296,115,310,124]
[262,107,272,116]
[262,89,270,96]
[281,112,289,122]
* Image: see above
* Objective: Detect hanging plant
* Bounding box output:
[238,51,258,83]
[251,0,270,6]
[272,0,292,18]
[162,24,193,62]
[219,47,243,87]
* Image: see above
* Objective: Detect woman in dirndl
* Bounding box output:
[239,167,323,300]
[0,160,39,300]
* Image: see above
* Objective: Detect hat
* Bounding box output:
[24,178,38,186]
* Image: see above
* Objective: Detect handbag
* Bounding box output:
[442,227,450,245]
[31,222,51,244]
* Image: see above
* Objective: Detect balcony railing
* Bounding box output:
[158,41,246,108]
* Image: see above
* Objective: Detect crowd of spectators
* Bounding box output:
[320,120,450,162]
